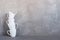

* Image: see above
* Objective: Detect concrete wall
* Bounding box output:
[0,0,60,36]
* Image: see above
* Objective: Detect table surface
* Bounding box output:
[0,35,60,40]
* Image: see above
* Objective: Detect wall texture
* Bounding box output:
[0,0,60,36]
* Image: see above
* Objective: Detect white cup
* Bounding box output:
[7,29,16,37]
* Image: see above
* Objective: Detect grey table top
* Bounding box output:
[0,35,60,40]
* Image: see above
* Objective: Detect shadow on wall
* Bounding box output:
[2,13,9,36]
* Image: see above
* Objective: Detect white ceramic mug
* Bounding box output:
[6,11,18,37]
[7,29,16,37]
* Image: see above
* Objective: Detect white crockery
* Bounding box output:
[6,11,17,37]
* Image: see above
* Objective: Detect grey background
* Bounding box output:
[0,0,59,36]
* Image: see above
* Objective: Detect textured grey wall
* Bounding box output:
[0,0,60,36]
